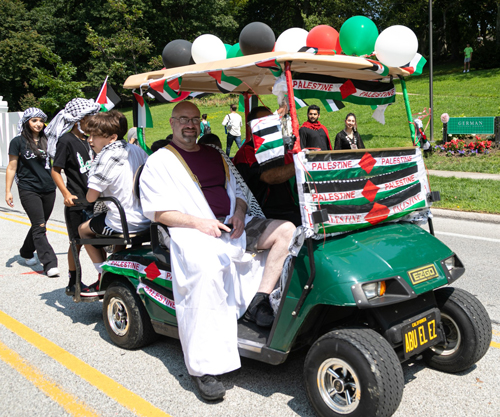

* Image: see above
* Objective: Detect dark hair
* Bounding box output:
[151,138,172,153]
[198,133,222,148]
[201,114,208,120]
[21,120,47,158]
[345,113,358,132]
[230,104,237,111]
[307,105,320,114]
[247,106,272,123]
[86,110,128,140]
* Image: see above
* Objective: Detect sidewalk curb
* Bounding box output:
[432,208,500,224]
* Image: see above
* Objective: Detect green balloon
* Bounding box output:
[227,43,244,59]
[339,16,379,56]
[224,43,232,58]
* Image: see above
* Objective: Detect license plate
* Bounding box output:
[402,311,439,359]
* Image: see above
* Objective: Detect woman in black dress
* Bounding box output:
[5,108,59,277]
[334,113,365,150]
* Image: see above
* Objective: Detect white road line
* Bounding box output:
[435,231,500,243]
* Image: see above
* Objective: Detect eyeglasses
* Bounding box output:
[171,117,201,125]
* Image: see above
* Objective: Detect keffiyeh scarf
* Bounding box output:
[45,98,101,157]
[89,140,128,186]
[17,108,47,135]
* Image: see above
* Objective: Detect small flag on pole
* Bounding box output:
[96,76,120,111]
[320,99,345,113]
[132,93,153,128]
[401,54,427,76]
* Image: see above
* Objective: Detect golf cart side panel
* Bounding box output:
[269,222,454,352]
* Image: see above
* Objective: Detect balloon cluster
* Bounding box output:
[161,19,419,69]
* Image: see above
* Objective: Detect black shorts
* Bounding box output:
[245,217,274,252]
[89,212,119,236]
[66,208,93,240]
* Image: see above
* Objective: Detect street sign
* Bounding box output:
[447,117,495,134]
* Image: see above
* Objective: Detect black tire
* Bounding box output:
[304,328,404,417]
[102,281,158,349]
[423,287,492,373]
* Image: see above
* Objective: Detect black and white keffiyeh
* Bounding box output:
[45,98,101,157]
[89,140,128,186]
[17,108,47,135]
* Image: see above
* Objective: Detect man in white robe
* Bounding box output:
[140,101,295,401]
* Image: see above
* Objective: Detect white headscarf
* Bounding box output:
[45,98,101,157]
[17,108,47,135]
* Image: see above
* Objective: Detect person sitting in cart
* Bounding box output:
[139,101,295,402]
[299,105,332,150]
[233,106,302,226]
[78,111,150,283]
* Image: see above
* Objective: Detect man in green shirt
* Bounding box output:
[463,44,473,73]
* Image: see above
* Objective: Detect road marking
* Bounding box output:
[0,309,172,417]
[0,211,66,228]
[434,231,500,244]
[491,341,500,349]
[0,340,99,416]
[0,215,68,235]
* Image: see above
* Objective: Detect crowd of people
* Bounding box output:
[4,97,365,402]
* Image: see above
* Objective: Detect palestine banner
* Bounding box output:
[250,114,284,165]
[96,76,120,111]
[208,70,242,93]
[293,73,396,106]
[147,77,184,103]
[295,148,431,235]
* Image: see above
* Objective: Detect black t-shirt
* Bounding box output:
[52,132,93,201]
[8,135,55,193]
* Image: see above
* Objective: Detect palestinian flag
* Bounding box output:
[238,94,259,112]
[401,53,427,76]
[250,114,284,165]
[96,76,120,111]
[147,77,183,103]
[320,98,345,112]
[295,97,309,109]
[208,70,242,93]
[293,73,396,106]
[294,148,431,234]
[365,59,390,77]
[255,58,282,77]
[103,259,172,289]
[132,93,153,128]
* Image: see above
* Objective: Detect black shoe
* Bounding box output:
[244,292,274,328]
[192,375,226,401]
[65,283,93,297]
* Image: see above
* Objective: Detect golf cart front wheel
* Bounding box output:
[102,281,157,350]
[304,328,404,417]
[423,287,491,373]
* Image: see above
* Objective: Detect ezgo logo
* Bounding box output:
[407,264,439,285]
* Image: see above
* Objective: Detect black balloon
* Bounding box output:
[162,39,195,69]
[239,22,275,56]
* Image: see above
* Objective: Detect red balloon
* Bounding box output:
[306,25,342,54]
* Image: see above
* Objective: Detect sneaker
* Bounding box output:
[244,292,275,328]
[23,256,38,266]
[84,279,105,297]
[192,375,225,401]
[65,283,92,296]
[463,70,466,73]
[467,69,470,72]
[46,267,60,277]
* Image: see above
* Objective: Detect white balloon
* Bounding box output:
[275,28,309,53]
[191,34,226,64]
[375,25,419,67]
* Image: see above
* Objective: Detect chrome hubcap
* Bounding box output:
[430,313,461,356]
[317,358,360,414]
[107,297,129,336]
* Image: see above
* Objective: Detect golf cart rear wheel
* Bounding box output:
[423,287,491,373]
[304,328,404,417]
[102,281,157,349]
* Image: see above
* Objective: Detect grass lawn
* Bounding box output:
[429,176,500,214]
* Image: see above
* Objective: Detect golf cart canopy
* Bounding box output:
[123,51,411,95]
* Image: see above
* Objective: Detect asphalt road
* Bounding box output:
[0,170,499,417]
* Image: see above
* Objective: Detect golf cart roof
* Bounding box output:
[123,51,411,95]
